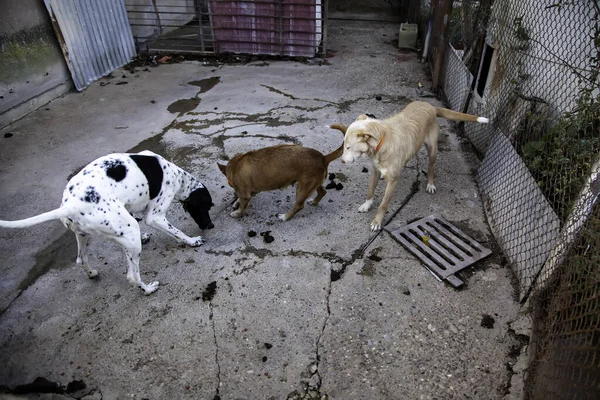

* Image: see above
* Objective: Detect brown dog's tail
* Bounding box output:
[435,107,489,123]
[325,123,347,165]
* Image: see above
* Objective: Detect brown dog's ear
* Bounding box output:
[355,114,369,121]
[217,163,227,175]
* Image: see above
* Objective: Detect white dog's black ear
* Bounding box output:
[355,114,369,121]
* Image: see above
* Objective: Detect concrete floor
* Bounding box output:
[0,18,522,400]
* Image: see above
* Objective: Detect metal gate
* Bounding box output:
[125,0,326,57]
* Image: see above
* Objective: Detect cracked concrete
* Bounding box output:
[1,17,521,400]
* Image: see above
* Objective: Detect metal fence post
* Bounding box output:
[432,0,453,90]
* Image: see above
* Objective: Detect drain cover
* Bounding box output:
[385,215,491,288]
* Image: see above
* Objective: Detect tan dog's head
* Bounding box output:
[341,114,383,164]
[217,162,235,189]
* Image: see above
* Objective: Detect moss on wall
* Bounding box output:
[0,24,65,83]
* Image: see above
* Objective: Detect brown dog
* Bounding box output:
[337,101,489,231]
[218,125,346,221]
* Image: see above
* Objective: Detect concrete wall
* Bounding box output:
[0,0,73,128]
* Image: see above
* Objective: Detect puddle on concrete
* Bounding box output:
[22,230,76,291]
[167,98,200,114]
[187,76,221,93]
[128,130,168,155]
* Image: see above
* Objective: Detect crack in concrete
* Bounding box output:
[209,302,222,400]
[287,165,423,399]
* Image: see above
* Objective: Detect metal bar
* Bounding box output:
[396,232,450,277]
[432,0,454,89]
[322,0,328,58]
[197,0,205,52]
[410,224,459,267]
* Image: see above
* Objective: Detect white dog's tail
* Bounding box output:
[435,107,489,123]
[0,208,71,229]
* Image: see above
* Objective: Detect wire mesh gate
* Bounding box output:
[125,0,326,57]
[425,0,599,398]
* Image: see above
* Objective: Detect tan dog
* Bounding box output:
[337,101,489,231]
[217,125,346,221]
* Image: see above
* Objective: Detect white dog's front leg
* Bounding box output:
[146,215,205,247]
[358,199,374,212]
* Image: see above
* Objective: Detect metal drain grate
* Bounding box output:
[385,215,492,288]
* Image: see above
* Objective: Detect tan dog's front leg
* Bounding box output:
[370,177,398,231]
[231,195,251,218]
[358,168,381,212]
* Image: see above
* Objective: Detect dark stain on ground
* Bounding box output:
[202,281,217,302]
[20,231,76,292]
[167,98,200,114]
[481,314,495,329]
[358,261,376,277]
[187,76,221,93]
[7,377,86,395]
[368,254,382,262]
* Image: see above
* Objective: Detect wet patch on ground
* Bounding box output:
[188,76,221,93]
[167,98,201,114]
[19,231,76,293]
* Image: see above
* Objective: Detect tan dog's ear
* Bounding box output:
[355,114,369,121]
[356,131,374,141]
[217,163,227,175]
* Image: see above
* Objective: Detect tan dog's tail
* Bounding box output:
[325,124,347,165]
[435,107,489,123]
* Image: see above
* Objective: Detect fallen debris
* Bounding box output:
[481,314,495,329]
[202,281,217,302]
[260,231,275,243]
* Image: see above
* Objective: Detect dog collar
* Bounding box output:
[375,133,385,153]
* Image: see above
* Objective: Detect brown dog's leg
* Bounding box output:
[424,125,439,193]
[231,194,251,218]
[279,182,317,221]
[358,168,381,212]
[309,186,327,206]
[370,177,399,231]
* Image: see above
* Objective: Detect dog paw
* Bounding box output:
[308,198,318,206]
[190,236,205,247]
[426,183,437,194]
[142,281,160,295]
[141,233,151,245]
[230,210,243,218]
[232,199,240,210]
[370,220,383,231]
[88,269,98,279]
[358,199,373,212]
[278,213,289,221]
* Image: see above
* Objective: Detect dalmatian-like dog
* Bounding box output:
[0,150,214,295]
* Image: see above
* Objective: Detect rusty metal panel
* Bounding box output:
[44,0,137,91]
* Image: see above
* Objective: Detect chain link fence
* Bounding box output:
[425,0,599,398]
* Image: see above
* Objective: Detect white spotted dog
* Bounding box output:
[0,150,214,295]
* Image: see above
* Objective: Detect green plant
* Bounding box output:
[521,95,600,222]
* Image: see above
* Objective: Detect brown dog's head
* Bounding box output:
[217,162,236,190]
[341,114,383,164]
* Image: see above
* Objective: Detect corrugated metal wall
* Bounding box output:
[44,0,137,91]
